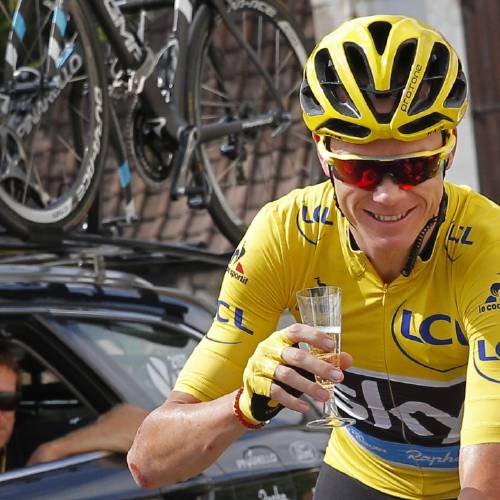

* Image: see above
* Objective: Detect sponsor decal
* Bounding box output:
[257,486,290,500]
[473,338,500,383]
[400,64,423,112]
[347,426,459,469]
[444,224,474,262]
[103,0,142,60]
[391,302,468,372]
[215,300,253,334]
[227,0,277,18]
[295,204,334,245]
[447,224,474,246]
[478,282,500,313]
[236,447,279,469]
[336,367,465,459]
[16,53,83,138]
[289,441,317,463]
[205,300,253,343]
[226,242,248,285]
[314,276,327,287]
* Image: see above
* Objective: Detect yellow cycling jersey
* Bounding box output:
[175,181,500,499]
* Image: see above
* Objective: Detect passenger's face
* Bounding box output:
[0,366,17,448]
[320,132,446,257]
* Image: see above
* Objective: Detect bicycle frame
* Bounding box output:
[86,0,289,198]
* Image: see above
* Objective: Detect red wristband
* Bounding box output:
[233,387,265,429]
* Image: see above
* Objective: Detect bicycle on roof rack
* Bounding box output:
[0,0,321,245]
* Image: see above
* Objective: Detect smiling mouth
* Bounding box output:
[366,208,414,222]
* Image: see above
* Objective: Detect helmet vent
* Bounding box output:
[344,42,374,90]
[390,39,417,90]
[321,118,371,138]
[398,112,452,134]
[300,76,325,116]
[315,48,360,118]
[408,42,450,115]
[367,21,393,55]
[444,62,467,108]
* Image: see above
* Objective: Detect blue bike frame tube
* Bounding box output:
[46,0,67,76]
[4,0,31,81]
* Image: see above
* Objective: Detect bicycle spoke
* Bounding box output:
[55,133,83,163]
[200,100,234,109]
[0,2,11,24]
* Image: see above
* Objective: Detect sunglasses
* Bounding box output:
[316,130,456,191]
[0,392,20,411]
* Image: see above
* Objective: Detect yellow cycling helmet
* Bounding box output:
[300,15,468,143]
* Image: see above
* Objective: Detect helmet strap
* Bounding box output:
[327,164,345,217]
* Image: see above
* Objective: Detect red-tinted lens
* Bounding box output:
[0,392,19,411]
[330,154,444,191]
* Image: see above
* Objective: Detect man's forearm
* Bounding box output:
[28,404,149,465]
[127,391,246,489]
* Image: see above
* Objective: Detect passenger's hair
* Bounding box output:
[0,342,19,376]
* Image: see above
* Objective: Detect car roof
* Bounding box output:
[0,233,230,331]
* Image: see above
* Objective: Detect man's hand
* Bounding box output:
[27,440,64,465]
[238,323,353,423]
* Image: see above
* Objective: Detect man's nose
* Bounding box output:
[372,175,405,203]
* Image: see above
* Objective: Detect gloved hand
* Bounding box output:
[237,326,318,423]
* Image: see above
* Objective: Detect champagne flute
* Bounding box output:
[296,286,355,428]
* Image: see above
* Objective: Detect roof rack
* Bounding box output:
[0,231,232,271]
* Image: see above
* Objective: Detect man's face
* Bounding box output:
[320,132,447,258]
[0,365,17,448]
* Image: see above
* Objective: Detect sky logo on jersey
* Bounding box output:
[478,282,500,313]
[295,204,333,245]
[391,303,468,372]
[473,338,500,383]
[336,366,464,468]
[226,242,248,285]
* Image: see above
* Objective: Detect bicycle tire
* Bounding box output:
[187,0,322,245]
[0,0,108,239]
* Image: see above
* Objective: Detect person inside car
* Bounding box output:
[127,15,500,499]
[0,345,147,472]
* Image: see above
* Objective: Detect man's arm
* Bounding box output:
[127,325,352,490]
[27,404,148,465]
[458,443,500,499]
[127,390,246,489]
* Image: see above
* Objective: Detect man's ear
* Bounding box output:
[446,128,458,171]
[312,133,331,177]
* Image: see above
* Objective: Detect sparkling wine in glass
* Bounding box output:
[296,286,355,428]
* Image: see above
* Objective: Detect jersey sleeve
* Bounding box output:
[174,201,294,401]
[458,243,500,447]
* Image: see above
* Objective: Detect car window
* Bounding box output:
[50,318,198,409]
[3,344,97,471]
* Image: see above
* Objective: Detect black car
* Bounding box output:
[0,239,328,499]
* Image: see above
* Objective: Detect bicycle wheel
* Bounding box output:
[187,1,322,245]
[0,0,108,238]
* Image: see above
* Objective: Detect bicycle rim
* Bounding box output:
[0,0,107,237]
[188,1,322,245]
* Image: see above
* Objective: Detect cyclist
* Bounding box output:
[127,15,500,499]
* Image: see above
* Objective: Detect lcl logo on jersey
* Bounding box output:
[478,282,500,313]
[473,338,500,383]
[295,204,333,245]
[391,303,468,372]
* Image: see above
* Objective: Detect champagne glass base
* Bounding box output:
[306,416,356,429]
